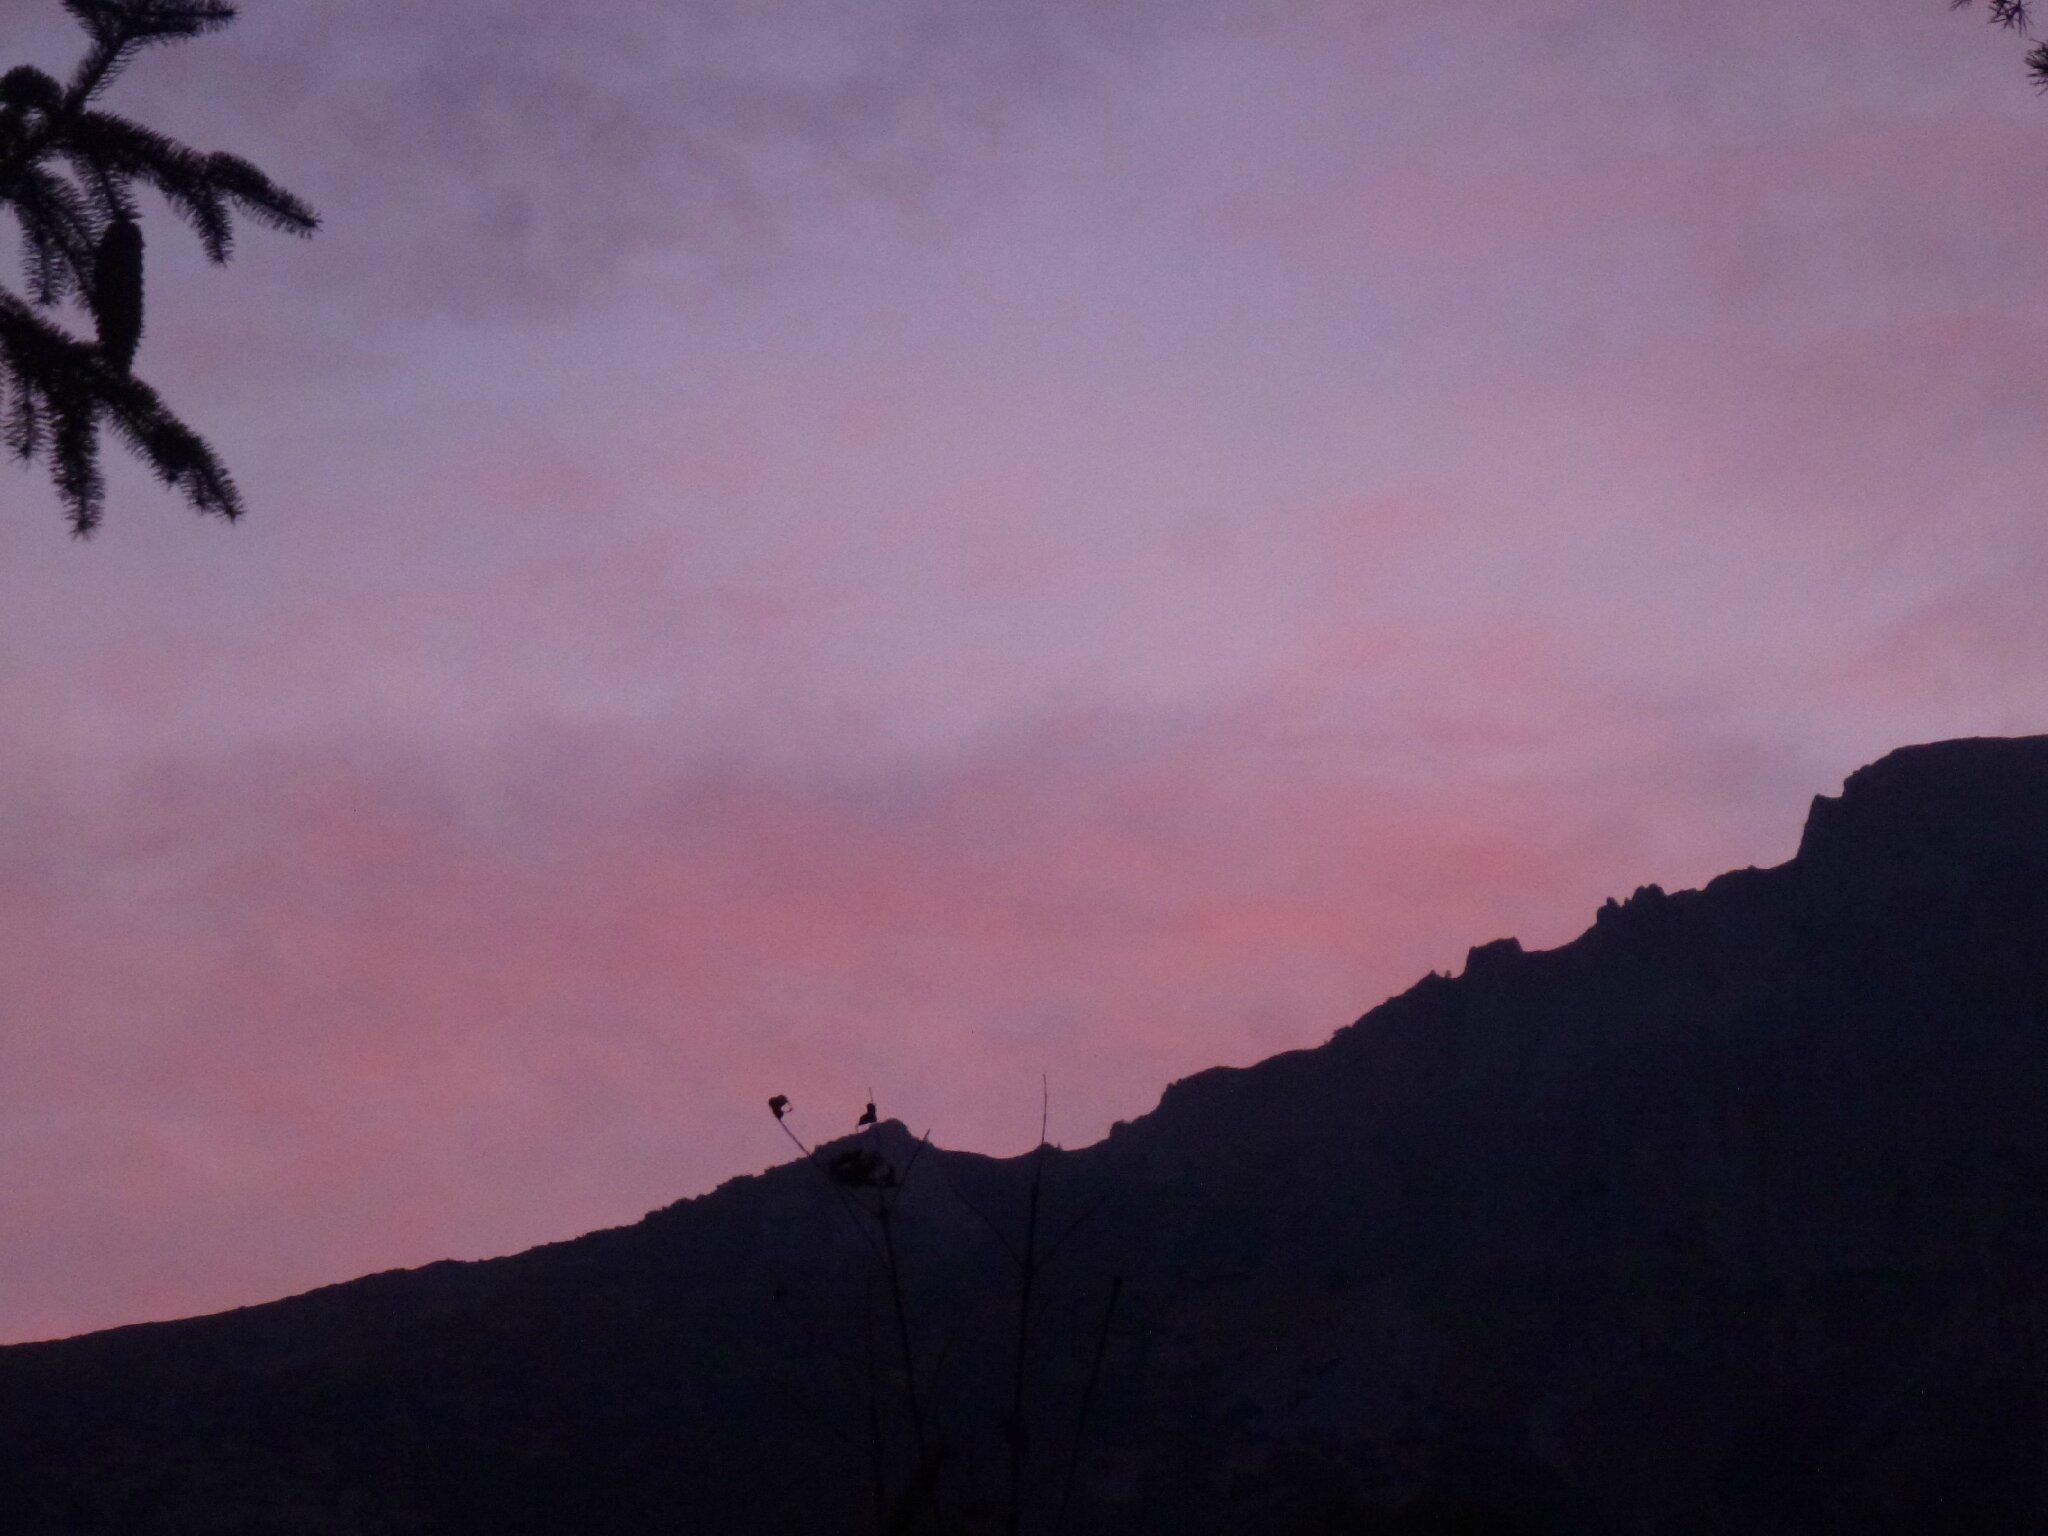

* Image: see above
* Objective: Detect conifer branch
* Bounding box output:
[1954,0,2048,87]
[1,0,314,534]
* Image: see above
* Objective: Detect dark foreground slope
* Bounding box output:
[7,737,2048,1536]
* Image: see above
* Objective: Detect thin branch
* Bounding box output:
[936,1162,1026,1270]
[875,1194,929,1464]
[866,1308,889,1536]
[1039,1189,1116,1270]
[1003,1080,1052,1536]
[776,1114,886,1264]
[1052,1275,1123,1536]
[898,1127,933,1191]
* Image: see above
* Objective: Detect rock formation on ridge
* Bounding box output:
[4,736,2048,1535]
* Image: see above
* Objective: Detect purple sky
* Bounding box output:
[4,0,2047,1343]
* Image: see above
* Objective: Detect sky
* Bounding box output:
[2,0,2047,1343]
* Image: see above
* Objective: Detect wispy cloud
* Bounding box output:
[89,0,1218,316]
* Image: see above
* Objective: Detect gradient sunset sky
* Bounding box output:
[4,0,2048,1343]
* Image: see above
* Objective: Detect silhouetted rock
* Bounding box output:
[7,737,2048,1535]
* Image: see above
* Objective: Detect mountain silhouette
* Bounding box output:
[6,735,2048,1535]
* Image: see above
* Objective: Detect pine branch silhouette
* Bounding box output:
[0,0,316,535]
[1953,0,2048,90]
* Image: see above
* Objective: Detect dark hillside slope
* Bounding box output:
[6,737,2048,1535]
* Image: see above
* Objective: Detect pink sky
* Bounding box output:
[4,0,2048,1342]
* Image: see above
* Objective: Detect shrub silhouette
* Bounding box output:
[769,1088,1122,1536]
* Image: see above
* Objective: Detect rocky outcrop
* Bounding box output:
[5,737,2048,1535]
